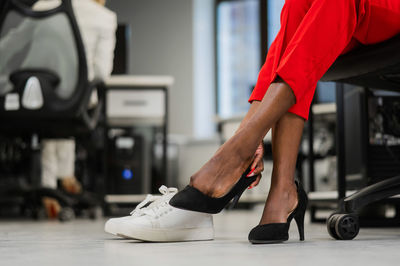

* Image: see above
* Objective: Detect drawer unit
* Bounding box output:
[106,89,165,119]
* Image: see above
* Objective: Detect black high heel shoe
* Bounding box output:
[248,180,308,244]
[169,167,258,214]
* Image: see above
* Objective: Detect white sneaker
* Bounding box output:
[117,186,214,242]
[104,193,161,236]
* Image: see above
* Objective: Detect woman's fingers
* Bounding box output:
[250,153,261,173]
[253,155,264,176]
[247,143,264,177]
[246,142,264,189]
[248,174,261,189]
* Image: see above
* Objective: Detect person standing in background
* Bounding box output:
[36,0,117,217]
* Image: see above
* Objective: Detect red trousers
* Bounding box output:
[249,0,400,120]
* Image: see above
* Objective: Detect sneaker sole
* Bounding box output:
[249,239,287,244]
[105,217,136,237]
[118,227,214,242]
[105,222,128,237]
[104,225,119,236]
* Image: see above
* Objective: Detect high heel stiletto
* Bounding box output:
[169,167,258,214]
[248,180,308,244]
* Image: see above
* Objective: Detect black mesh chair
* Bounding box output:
[0,0,104,134]
[321,35,400,240]
[0,0,104,220]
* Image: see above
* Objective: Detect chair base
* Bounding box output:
[327,175,400,240]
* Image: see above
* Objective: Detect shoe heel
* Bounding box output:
[227,190,244,210]
[294,209,305,241]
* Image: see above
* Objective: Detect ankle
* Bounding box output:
[267,181,298,209]
[271,180,297,193]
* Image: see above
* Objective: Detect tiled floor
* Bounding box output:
[1,209,400,266]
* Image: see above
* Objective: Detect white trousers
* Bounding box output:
[41,139,75,189]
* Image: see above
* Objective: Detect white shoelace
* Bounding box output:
[130,194,160,217]
[130,185,178,217]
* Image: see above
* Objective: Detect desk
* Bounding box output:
[104,75,173,207]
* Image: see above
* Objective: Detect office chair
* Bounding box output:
[320,34,400,240]
[0,0,104,220]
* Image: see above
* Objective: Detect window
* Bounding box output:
[267,0,285,48]
[216,0,335,117]
[216,0,288,118]
[216,0,261,118]
[267,0,336,104]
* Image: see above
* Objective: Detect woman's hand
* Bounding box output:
[246,142,264,189]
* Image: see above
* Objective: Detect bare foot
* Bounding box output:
[189,131,257,198]
[259,181,298,224]
[189,82,296,198]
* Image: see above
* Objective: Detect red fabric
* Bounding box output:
[249,0,400,120]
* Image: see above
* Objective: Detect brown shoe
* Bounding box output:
[42,197,61,219]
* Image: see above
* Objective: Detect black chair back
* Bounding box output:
[0,0,98,136]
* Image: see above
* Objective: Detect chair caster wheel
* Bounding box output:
[59,207,75,222]
[326,213,340,239]
[327,213,359,240]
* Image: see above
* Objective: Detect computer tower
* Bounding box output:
[106,134,147,195]
[367,93,400,183]
[344,86,400,187]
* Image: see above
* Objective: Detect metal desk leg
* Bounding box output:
[308,101,316,222]
[336,83,347,201]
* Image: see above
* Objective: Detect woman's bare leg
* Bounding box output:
[259,112,305,224]
[190,81,295,197]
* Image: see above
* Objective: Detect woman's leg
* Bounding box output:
[41,140,58,189]
[251,0,364,119]
[189,0,314,195]
[260,112,305,224]
[191,0,364,197]
[257,0,400,225]
[190,82,295,197]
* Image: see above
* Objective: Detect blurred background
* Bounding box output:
[0,0,399,228]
